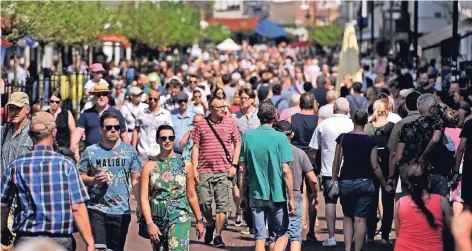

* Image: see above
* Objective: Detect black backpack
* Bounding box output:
[368,122,394,171]
[428,135,455,177]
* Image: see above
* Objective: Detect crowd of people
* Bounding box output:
[1,44,472,251]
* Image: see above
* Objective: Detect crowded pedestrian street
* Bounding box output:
[2,1,472,251]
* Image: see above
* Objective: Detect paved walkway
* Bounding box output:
[75,192,396,250]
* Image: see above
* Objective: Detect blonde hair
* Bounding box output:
[370,99,389,122]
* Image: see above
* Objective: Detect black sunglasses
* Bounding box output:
[103,125,120,131]
[189,80,198,84]
[50,100,60,104]
[177,99,187,103]
[149,97,159,102]
[95,93,108,98]
[159,136,175,142]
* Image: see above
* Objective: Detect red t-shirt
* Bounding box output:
[192,116,241,174]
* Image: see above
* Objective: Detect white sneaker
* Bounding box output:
[322,236,337,247]
[234,214,243,227]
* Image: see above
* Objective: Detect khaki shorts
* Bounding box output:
[196,172,233,214]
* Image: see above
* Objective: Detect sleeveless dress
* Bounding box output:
[148,155,191,251]
[395,194,444,251]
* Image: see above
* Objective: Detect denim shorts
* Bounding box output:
[287,194,303,243]
[250,199,288,241]
[430,174,448,198]
[339,179,374,219]
[322,176,339,204]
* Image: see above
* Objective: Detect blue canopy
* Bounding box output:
[255,20,288,38]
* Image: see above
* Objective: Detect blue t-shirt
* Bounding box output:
[170,109,195,153]
[78,142,142,215]
[77,106,127,147]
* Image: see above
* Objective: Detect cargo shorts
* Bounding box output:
[196,172,233,214]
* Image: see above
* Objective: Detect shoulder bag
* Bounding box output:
[328,133,345,200]
[205,117,233,164]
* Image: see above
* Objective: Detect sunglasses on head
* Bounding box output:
[50,99,60,104]
[103,125,121,131]
[159,136,175,142]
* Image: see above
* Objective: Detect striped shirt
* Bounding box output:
[0,121,33,175]
[1,146,89,234]
[231,109,261,136]
[192,115,241,174]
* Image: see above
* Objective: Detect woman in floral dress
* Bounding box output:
[141,125,204,250]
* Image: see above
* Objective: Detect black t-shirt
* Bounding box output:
[460,119,472,168]
[309,87,328,107]
[336,133,376,180]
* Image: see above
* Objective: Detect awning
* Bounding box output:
[96,33,132,49]
[419,18,472,49]
[208,17,258,32]
[216,38,241,51]
[255,20,288,38]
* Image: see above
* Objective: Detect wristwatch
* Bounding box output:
[231,163,238,168]
[196,217,205,224]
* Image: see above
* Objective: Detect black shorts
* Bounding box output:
[88,208,131,251]
[322,176,338,204]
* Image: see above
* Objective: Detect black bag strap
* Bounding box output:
[205,117,233,164]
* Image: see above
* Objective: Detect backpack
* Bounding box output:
[428,135,455,176]
[368,122,394,171]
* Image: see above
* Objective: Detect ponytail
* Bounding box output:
[408,173,437,229]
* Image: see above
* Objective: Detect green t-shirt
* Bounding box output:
[240,126,294,202]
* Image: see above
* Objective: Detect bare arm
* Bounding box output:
[185,161,202,219]
[179,130,192,149]
[458,109,466,128]
[132,127,139,150]
[420,130,442,160]
[394,200,401,237]
[121,130,130,144]
[370,147,387,187]
[306,171,319,202]
[70,127,85,152]
[72,203,95,248]
[282,163,294,202]
[453,138,467,177]
[332,143,343,181]
[238,162,247,199]
[131,171,141,212]
[232,139,241,166]
[67,110,76,135]
[140,162,155,225]
[192,142,200,182]
[306,148,317,166]
[389,143,405,178]
[440,196,453,234]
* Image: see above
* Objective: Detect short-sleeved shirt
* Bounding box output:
[192,116,241,174]
[0,121,33,174]
[231,109,261,136]
[399,115,444,164]
[309,114,354,177]
[387,111,421,152]
[77,106,127,147]
[171,109,195,153]
[1,146,89,234]
[78,142,142,215]
[460,119,472,206]
[290,145,314,195]
[135,108,173,157]
[336,133,376,180]
[240,126,294,202]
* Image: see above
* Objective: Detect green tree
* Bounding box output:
[202,24,231,43]
[308,24,344,48]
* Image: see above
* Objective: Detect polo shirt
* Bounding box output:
[231,108,261,136]
[240,126,294,202]
[77,106,127,147]
[192,115,240,174]
[135,108,173,157]
[309,114,354,177]
[171,108,195,153]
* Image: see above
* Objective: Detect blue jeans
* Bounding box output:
[250,199,288,241]
[340,179,375,219]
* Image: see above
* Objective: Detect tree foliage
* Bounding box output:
[308,24,344,48]
[202,24,232,43]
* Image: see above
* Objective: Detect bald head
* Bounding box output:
[334,97,350,115]
[326,90,336,103]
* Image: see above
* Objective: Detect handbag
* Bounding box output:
[205,117,233,164]
[138,200,171,239]
[328,133,345,200]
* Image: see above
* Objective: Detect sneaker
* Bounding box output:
[204,223,215,245]
[306,232,317,242]
[213,235,225,248]
[240,227,250,235]
[234,214,242,227]
[322,236,337,247]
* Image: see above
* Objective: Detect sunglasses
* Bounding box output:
[103,125,121,131]
[95,93,108,98]
[149,97,159,102]
[212,105,227,110]
[178,100,187,104]
[50,100,60,104]
[159,136,175,142]
[189,80,198,84]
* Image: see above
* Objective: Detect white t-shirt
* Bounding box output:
[135,108,173,158]
[309,114,354,177]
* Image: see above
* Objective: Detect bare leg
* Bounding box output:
[354,217,367,251]
[343,216,354,251]
[255,240,266,251]
[326,203,337,238]
[215,213,226,235]
[233,186,241,216]
[273,236,289,251]
[290,240,301,251]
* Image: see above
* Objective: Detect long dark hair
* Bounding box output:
[407,164,437,229]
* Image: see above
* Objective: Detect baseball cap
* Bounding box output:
[274,120,292,135]
[30,112,56,135]
[90,63,105,73]
[6,92,30,107]
[130,86,143,96]
[175,92,189,101]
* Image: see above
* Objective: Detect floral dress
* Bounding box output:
[149,155,191,251]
